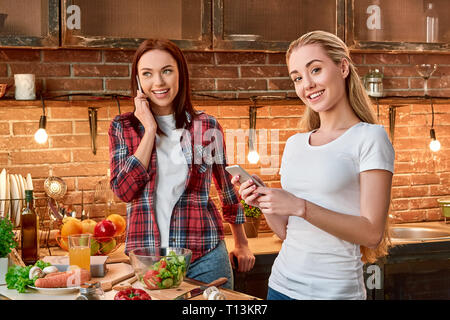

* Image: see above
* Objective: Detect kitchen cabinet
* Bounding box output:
[213,0,345,51]
[0,0,59,47]
[347,0,450,51]
[61,0,211,49]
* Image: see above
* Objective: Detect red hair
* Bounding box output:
[131,39,197,130]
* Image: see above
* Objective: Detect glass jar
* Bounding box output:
[75,281,104,300]
[364,69,384,97]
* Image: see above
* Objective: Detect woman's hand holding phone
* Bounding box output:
[230,174,265,208]
[134,76,157,133]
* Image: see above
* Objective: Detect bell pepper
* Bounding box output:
[114,288,152,300]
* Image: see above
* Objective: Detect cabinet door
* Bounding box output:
[0,0,59,47]
[62,0,211,49]
[347,0,450,51]
[213,0,345,51]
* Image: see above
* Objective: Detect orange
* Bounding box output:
[61,218,83,238]
[106,214,126,236]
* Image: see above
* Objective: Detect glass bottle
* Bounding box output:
[20,190,39,264]
[425,3,439,43]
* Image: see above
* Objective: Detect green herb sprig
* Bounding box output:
[0,217,17,258]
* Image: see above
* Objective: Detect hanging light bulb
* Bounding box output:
[34,115,48,144]
[247,150,260,164]
[34,95,48,144]
[429,128,441,152]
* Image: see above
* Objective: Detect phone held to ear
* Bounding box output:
[225,165,264,187]
[136,75,144,94]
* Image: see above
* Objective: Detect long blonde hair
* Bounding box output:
[286,30,391,263]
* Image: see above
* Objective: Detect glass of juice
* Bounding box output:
[68,234,91,272]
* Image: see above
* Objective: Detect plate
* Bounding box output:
[18,174,26,206]
[28,286,80,295]
[9,174,20,226]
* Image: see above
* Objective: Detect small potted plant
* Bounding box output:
[0,217,17,285]
[240,199,262,238]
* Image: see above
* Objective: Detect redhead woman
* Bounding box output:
[109,39,255,289]
[232,31,394,299]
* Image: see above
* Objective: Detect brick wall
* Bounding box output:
[0,47,449,229]
[0,99,449,228]
[0,49,449,98]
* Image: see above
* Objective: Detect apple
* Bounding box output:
[94,219,116,242]
[90,238,100,255]
[81,219,97,234]
[100,238,116,254]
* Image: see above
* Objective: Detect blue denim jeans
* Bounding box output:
[267,287,295,300]
[186,240,233,290]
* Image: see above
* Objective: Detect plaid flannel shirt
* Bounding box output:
[109,111,244,262]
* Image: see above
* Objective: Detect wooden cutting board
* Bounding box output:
[129,278,259,300]
[93,263,135,291]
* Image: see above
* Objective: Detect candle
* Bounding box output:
[14,74,36,100]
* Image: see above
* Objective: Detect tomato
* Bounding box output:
[143,269,161,290]
[114,288,151,300]
[158,260,167,270]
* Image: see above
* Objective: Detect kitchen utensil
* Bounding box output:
[88,107,98,155]
[173,277,228,300]
[44,176,67,200]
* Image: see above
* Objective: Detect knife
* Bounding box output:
[173,277,228,300]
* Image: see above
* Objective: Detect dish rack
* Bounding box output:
[0,197,58,256]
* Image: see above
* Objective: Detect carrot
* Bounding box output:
[35,269,91,288]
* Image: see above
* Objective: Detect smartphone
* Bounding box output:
[136,75,144,93]
[225,165,264,187]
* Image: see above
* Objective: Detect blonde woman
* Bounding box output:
[231,30,394,300]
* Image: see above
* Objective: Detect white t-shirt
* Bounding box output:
[154,114,188,247]
[269,122,395,300]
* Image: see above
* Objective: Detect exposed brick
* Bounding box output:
[268,79,293,90]
[46,79,103,91]
[105,79,131,91]
[73,64,129,77]
[409,54,450,66]
[43,49,101,63]
[10,63,70,77]
[184,52,215,65]
[0,108,41,121]
[364,53,409,65]
[267,53,286,65]
[215,52,266,65]
[190,66,238,78]
[0,152,8,166]
[190,79,215,91]
[241,66,288,78]
[11,150,71,164]
[383,78,409,90]
[0,49,40,62]
[103,50,135,63]
[217,79,266,91]
[0,122,9,135]
[72,148,109,162]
